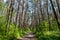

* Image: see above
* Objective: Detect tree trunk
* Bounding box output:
[50,0,60,30]
[56,0,60,13]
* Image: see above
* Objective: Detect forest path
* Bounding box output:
[17,31,37,40]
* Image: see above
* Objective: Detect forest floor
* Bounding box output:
[17,31,37,40]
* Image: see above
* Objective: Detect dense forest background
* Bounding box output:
[0,0,60,40]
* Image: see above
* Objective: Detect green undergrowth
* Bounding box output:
[34,31,60,40]
[32,20,60,40]
[0,15,30,40]
[0,24,30,40]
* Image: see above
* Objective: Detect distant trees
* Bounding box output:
[2,0,60,31]
[6,0,14,33]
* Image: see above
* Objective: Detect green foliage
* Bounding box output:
[0,23,18,40]
[35,21,49,32]
[35,31,60,40]
[32,20,60,40]
[51,21,59,31]
[0,24,30,40]
[39,21,49,31]
[18,27,30,37]
[34,20,59,32]
[0,15,30,40]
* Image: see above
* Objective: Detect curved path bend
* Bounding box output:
[17,32,37,40]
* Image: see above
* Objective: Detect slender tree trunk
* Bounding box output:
[15,2,19,25]
[40,0,44,21]
[56,0,60,13]
[5,0,14,35]
[46,0,51,31]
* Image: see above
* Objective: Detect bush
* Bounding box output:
[0,15,30,40]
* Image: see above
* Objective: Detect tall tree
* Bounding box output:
[46,0,51,30]
[50,0,60,30]
[6,0,14,34]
